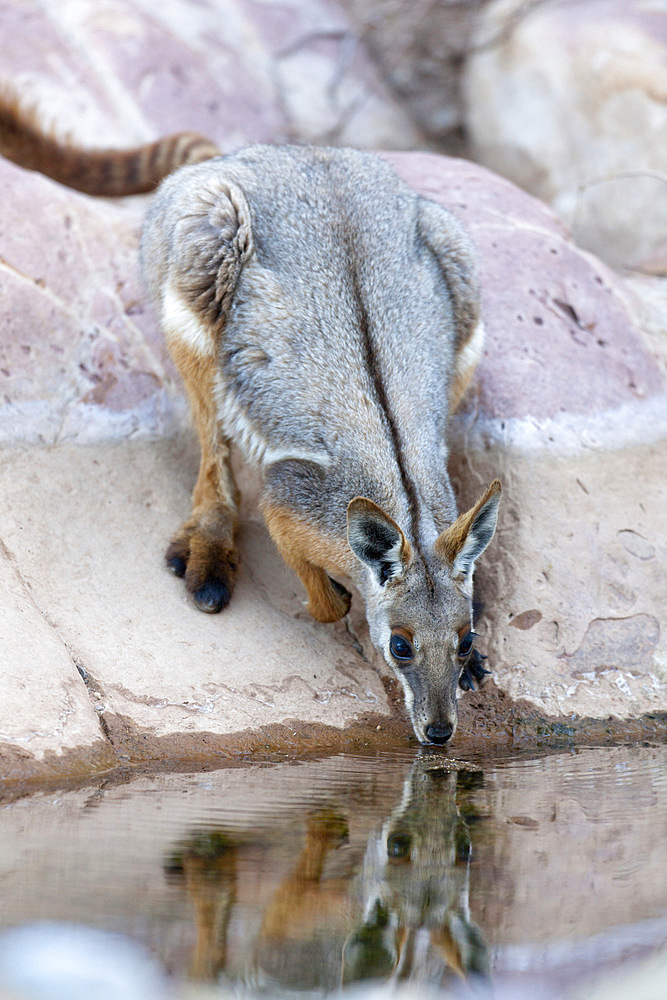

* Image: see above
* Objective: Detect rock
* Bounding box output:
[570,947,667,1000]
[462,0,667,269]
[0,0,665,782]
[0,438,394,775]
[0,0,420,154]
[0,531,114,780]
[0,158,182,447]
[0,924,177,1000]
[338,0,490,150]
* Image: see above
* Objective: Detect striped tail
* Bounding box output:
[0,89,220,196]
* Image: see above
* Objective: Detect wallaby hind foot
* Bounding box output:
[166,518,238,614]
[275,554,351,624]
[261,500,354,623]
[165,410,240,615]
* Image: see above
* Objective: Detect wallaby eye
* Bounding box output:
[389,632,414,661]
[458,631,474,658]
[387,833,412,859]
[455,828,472,864]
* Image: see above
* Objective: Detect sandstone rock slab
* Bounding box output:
[0,473,114,778]
[462,0,667,269]
[0,438,392,767]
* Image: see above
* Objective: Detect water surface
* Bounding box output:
[0,744,665,997]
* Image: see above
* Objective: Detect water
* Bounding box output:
[0,744,665,999]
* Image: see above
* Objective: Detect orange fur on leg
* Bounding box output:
[262,503,354,622]
[166,340,240,613]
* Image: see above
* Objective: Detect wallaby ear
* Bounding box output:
[347,498,412,586]
[168,179,253,326]
[435,480,501,587]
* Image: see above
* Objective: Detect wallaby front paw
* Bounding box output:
[307,575,351,623]
[459,648,491,692]
[165,527,238,614]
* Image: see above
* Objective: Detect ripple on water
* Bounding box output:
[0,744,665,998]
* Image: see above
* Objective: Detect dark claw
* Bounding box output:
[166,554,187,578]
[459,648,491,692]
[193,581,231,614]
[469,648,491,683]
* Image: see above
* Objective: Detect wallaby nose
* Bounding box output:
[425,722,453,745]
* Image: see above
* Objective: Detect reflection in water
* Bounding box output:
[165,755,488,992]
[165,831,239,982]
[1,746,666,998]
[344,766,488,985]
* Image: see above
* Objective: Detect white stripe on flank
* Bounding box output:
[212,373,331,470]
[455,319,485,383]
[161,284,215,358]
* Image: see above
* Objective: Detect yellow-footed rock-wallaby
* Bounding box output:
[0,92,501,745]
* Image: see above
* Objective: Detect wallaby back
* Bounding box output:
[143,145,480,548]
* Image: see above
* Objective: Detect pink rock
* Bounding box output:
[0,0,665,778]
[463,0,667,269]
[386,153,665,421]
[0,156,179,444]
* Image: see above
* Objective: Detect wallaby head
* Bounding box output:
[347,481,501,746]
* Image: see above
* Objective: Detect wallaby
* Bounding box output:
[0,92,501,746]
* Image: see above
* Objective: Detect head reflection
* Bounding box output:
[342,758,488,984]
[164,754,489,991]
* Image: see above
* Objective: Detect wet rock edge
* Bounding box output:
[2,678,665,799]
